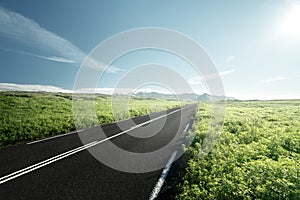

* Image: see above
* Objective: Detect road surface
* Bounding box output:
[0,104,196,200]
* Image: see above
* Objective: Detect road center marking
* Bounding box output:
[0,105,194,185]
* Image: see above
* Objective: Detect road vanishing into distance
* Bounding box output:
[0,104,197,200]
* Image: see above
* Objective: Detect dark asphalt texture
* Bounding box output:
[0,104,197,200]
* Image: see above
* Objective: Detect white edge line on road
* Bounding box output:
[27,104,194,145]
[184,123,190,133]
[149,151,178,200]
[148,121,191,200]
[27,130,84,145]
[0,105,194,185]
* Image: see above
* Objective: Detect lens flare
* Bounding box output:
[279,5,300,38]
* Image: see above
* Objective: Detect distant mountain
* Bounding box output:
[0,82,236,100]
[198,93,210,101]
[133,92,176,100]
[133,92,235,101]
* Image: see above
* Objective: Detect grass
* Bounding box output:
[0,91,185,148]
[175,100,300,199]
[2,92,298,198]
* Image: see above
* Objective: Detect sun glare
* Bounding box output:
[279,5,300,38]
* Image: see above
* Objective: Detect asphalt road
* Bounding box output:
[0,104,197,200]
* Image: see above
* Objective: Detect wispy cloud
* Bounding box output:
[219,69,236,76]
[187,76,203,85]
[0,6,121,71]
[260,76,289,83]
[0,6,84,63]
[225,55,235,63]
[188,69,236,85]
[40,56,78,63]
[0,47,77,63]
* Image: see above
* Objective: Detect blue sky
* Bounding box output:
[0,0,299,99]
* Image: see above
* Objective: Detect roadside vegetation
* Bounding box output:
[176,100,300,199]
[0,91,184,148]
[2,92,299,198]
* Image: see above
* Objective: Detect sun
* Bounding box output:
[279,5,300,38]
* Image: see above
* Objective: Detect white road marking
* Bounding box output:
[148,117,192,199]
[184,123,190,133]
[27,104,194,145]
[129,108,182,129]
[27,130,83,145]
[0,141,98,184]
[149,151,178,200]
[0,105,193,185]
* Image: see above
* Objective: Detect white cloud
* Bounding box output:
[0,6,122,71]
[0,6,84,63]
[227,91,300,100]
[187,76,203,85]
[74,88,115,95]
[260,76,289,83]
[225,55,235,63]
[0,83,179,95]
[0,83,73,93]
[0,83,129,94]
[0,47,78,63]
[75,88,134,95]
[133,88,172,94]
[84,56,125,73]
[75,87,172,95]
[219,69,236,76]
[188,69,236,85]
[38,56,78,63]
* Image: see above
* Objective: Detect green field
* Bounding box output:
[1,92,299,199]
[176,100,300,199]
[0,91,184,148]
